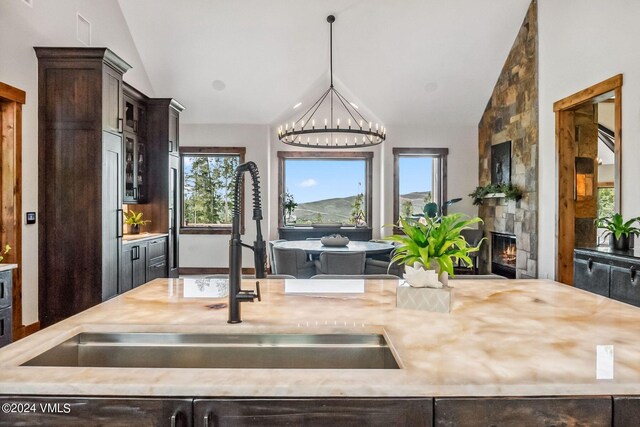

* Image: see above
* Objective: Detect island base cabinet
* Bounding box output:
[614,397,640,427]
[194,398,433,427]
[434,397,612,427]
[0,397,193,427]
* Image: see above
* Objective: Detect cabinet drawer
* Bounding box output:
[434,397,611,427]
[148,261,167,281]
[148,238,167,263]
[610,265,640,307]
[573,258,610,297]
[0,306,12,347]
[0,270,11,308]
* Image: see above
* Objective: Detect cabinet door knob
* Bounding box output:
[587,258,593,272]
[203,413,210,427]
[631,266,637,281]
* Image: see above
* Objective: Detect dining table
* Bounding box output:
[273,240,395,257]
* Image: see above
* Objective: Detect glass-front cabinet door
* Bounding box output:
[123,132,145,203]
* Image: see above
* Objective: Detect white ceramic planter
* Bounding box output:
[403,262,448,288]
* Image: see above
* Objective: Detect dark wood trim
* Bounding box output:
[0,82,26,104]
[392,148,449,226]
[181,146,247,155]
[13,321,40,341]
[277,151,374,229]
[180,227,231,235]
[598,181,614,188]
[179,267,256,275]
[0,83,24,340]
[179,147,246,234]
[553,74,622,112]
[554,75,622,284]
[277,151,373,159]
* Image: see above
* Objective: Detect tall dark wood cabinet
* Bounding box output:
[35,47,131,327]
[140,99,184,278]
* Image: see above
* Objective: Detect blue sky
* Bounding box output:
[285,158,433,203]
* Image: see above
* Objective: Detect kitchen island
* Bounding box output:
[1,278,639,425]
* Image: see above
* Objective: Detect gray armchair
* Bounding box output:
[364,259,404,278]
[273,247,316,279]
[314,251,366,275]
[268,240,286,274]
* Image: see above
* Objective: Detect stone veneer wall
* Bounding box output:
[477,0,539,278]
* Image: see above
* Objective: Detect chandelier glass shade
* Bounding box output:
[278,15,386,149]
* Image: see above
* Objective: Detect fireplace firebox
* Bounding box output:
[491,232,516,279]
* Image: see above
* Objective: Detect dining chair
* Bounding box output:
[273,247,316,279]
[311,274,399,280]
[268,240,286,274]
[364,259,404,278]
[314,251,366,275]
[459,229,485,274]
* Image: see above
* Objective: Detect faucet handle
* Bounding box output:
[255,281,261,302]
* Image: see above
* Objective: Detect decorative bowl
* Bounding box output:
[320,234,350,247]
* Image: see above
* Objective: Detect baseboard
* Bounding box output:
[179,267,256,275]
[14,321,40,341]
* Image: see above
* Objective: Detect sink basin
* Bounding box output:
[22,333,400,369]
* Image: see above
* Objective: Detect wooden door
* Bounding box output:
[102,132,122,301]
[102,65,123,135]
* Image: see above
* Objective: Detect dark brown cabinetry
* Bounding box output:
[122,242,148,293]
[434,397,611,426]
[0,396,192,427]
[138,99,185,278]
[0,270,12,347]
[574,248,640,307]
[123,89,147,203]
[35,47,131,327]
[121,236,167,293]
[193,398,433,427]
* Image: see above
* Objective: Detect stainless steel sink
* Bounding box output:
[22,333,400,369]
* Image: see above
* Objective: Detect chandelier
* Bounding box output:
[278,15,386,149]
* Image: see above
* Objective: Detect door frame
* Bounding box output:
[553,74,622,285]
[0,82,25,338]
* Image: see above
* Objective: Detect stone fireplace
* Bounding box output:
[477,0,538,279]
[491,232,517,279]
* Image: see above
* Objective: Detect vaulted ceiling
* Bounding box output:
[118,0,531,126]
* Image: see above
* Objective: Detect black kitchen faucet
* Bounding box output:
[228,161,266,323]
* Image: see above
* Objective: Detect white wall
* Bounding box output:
[0,0,154,324]
[179,124,271,268]
[538,0,640,279]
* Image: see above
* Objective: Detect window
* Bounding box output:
[393,148,448,224]
[278,151,373,227]
[180,147,246,234]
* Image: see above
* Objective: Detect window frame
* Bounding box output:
[393,147,449,226]
[277,151,374,229]
[179,146,246,235]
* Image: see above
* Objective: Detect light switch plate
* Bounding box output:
[26,212,36,225]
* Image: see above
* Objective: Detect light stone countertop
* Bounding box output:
[122,233,168,243]
[0,264,18,272]
[1,278,640,397]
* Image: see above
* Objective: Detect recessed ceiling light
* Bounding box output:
[212,80,226,91]
[293,102,302,109]
[424,82,439,93]
[349,102,359,109]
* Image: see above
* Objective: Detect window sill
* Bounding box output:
[180,227,235,235]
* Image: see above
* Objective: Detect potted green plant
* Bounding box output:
[595,213,640,251]
[0,244,11,263]
[124,210,150,235]
[385,213,483,287]
[282,191,298,226]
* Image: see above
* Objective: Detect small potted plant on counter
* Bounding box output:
[595,213,640,251]
[0,243,10,263]
[385,213,483,312]
[124,210,150,235]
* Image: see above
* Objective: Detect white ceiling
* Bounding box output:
[118,0,531,126]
